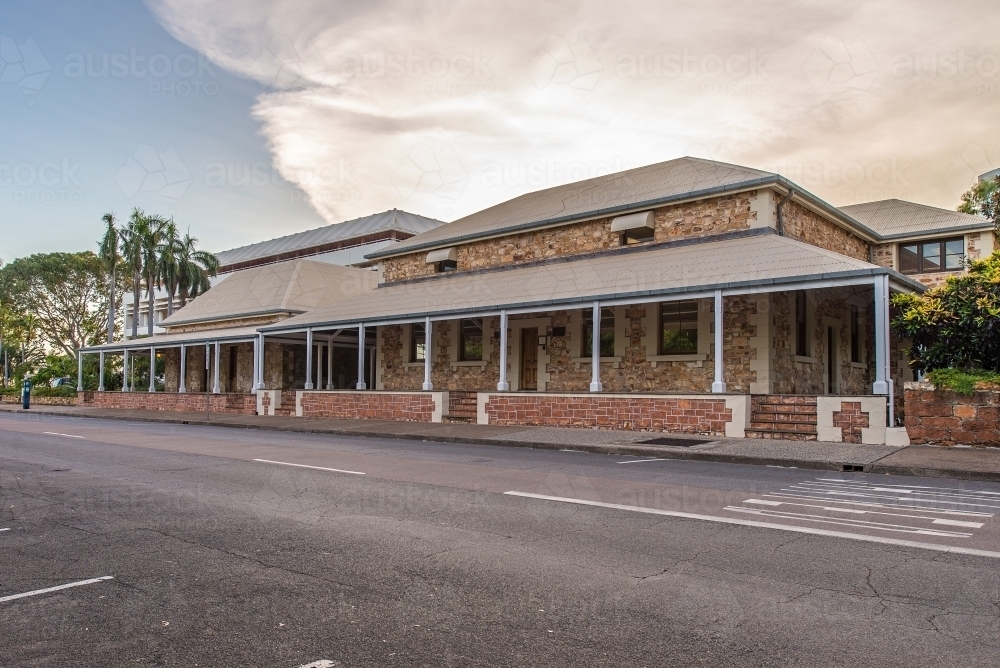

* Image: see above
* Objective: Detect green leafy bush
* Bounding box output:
[926,368,1000,395]
[891,250,1000,372]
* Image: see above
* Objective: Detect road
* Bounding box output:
[2,412,999,667]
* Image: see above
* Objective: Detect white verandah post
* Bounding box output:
[356,323,367,390]
[304,328,314,390]
[497,310,509,391]
[256,334,266,390]
[873,275,890,395]
[179,344,187,393]
[212,341,221,393]
[423,317,434,391]
[327,335,334,389]
[251,337,258,394]
[589,301,603,392]
[123,349,130,392]
[712,290,726,393]
[98,351,105,392]
[77,351,84,392]
[148,347,156,392]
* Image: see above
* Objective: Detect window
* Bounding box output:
[899,237,964,274]
[410,323,426,362]
[620,227,654,245]
[795,292,809,357]
[459,318,483,361]
[436,260,457,272]
[659,300,698,354]
[582,307,615,357]
[850,305,861,364]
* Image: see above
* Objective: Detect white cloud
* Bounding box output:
[146,0,1000,223]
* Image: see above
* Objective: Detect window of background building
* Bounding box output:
[410,323,426,362]
[795,292,809,357]
[582,307,615,357]
[659,300,698,354]
[899,238,964,274]
[459,318,483,361]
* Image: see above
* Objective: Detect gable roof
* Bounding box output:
[838,199,992,239]
[366,157,783,260]
[267,229,922,333]
[215,209,446,268]
[160,259,379,328]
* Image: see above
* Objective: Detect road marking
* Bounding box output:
[503,491,1000,559]
[764,492,995,517]
[933,519,986,528]
[825,507,866,514]
[42,432,85,439]
[253,459,365,476]
[0,528,9,533]
[0,576,114,603]
[617,458,665,464]
[297,661,338,668]
[725,506,972,538]
[743,499,783,506]
[818,479,1000,495]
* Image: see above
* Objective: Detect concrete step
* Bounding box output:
[745,429,818,441]
[443,415,475,424]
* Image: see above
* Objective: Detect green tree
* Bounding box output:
[120,208,146,338]
[156,220,182,317]
[176,229,219,307]
[891,251,1000,372]
[0,252,109,359]
[958,174,1000,231]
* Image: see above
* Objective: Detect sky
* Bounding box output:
[2,0,999,264]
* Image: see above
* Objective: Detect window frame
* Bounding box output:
[459,318,484,362]
[899,237,964,274]
[658,300,699,356]
[410,323,426,363]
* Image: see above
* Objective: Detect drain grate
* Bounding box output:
[639,437,713,447]
[842,464,865,472]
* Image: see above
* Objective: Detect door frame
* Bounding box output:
[506,316,551,392]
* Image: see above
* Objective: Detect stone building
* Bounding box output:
[81,157,995,441]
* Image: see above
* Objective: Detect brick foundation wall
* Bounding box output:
[904,381,1000,446]
[1,395,79,406]
[484,394,733,434]
[832,401,870,444]
[299,391,439,422]
[81,391,257,414]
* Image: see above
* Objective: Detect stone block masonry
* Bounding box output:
[298,390,446,422]
[905,381,1000,446]
[81,391,257,414]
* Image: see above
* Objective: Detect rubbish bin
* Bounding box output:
[21,379,32,409]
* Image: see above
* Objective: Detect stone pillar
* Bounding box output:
[712,290,727,393]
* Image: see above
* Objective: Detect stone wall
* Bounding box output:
[2,395,79,406]
[81,391,257,414]
[482,393,735,435]
[904,381,1000,446]
[298,390,441,422]
[781,201,870,262]
[161,342,254,393]
[381,192,761,282]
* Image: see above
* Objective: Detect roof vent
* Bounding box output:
[611,211,655,233]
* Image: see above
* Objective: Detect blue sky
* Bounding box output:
[2,0,998,264]
[0,0,323,264]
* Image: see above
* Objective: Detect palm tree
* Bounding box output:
[97,212,119,343]
[120,209,147,339]
[156,220,182,317]
[141,215,166,336]
[176,230,220,307]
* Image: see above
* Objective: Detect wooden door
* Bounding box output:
[521,328,538,390]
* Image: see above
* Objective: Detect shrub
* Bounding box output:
[926,368,1000,395]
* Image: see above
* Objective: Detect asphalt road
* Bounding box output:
[2,412,1000,667]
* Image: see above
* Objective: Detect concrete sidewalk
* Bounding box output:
[2,403,998,482]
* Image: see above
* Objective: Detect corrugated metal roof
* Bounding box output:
[839,199,991,239]
[83,325,262,351]
[160,259,378,327]
[215,209,446,266]
[266,231,914,332]
[367,157,775,259]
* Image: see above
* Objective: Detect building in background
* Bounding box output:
[121,209,445,338]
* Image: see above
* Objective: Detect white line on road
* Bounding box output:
[503,491,1000,559]
[744,499,783,506]
[933,518,986,528]
[617,458,665,464]
[296,661,338,668]
[253,459,365,476]
[0,528,9,533]
[42,432,85,439]
[0,576,114,603]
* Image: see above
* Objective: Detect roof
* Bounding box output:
[839,199,992,239]
[83,325,263,352]
[366,157,781,260]
[266,229,922,332]
[159,259,379,328]
[215,209,446,267]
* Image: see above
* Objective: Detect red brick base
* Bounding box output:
[904,383,1000,446]
[485,394,732,434]
[81,391,257,415]
[299,391,437,422]
[832,402,870,444]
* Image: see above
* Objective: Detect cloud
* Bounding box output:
[146,0,1000,224]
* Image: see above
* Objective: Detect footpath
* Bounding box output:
[2,403,999,482]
